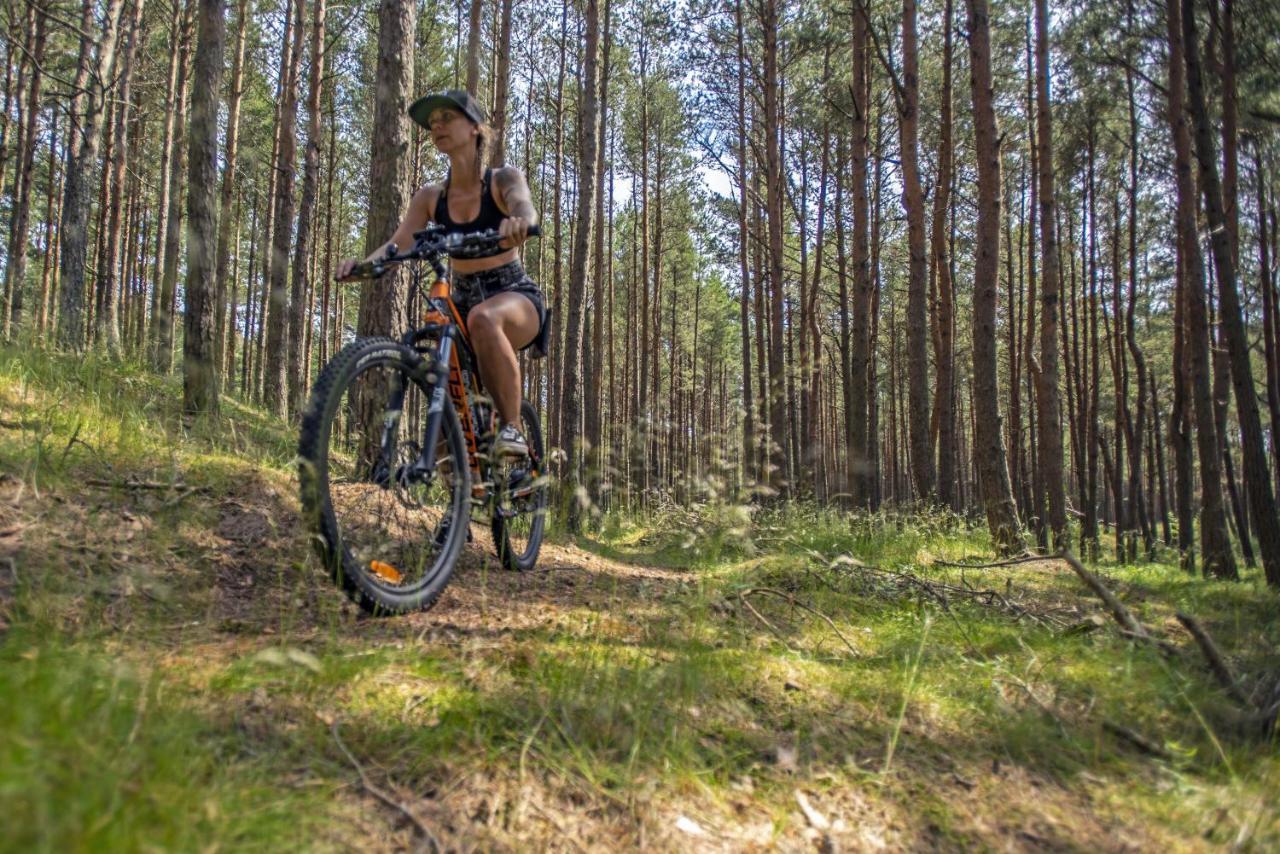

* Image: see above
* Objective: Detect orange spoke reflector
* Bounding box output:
[368,560,403,584]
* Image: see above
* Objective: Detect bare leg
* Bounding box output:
[466,291,539,425]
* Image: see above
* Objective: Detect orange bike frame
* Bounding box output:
[424,278,485,485]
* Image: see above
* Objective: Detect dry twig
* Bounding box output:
[330,720,441,852]
[740,587,861,657]
[735,592,795,651]
[933,554,1044,570]
[86,478,188,491]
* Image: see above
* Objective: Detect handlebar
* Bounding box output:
[337,224,542,282]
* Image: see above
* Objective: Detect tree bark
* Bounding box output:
[761,0,787,499]
[931,0,956,510]
[1033,0,1066,547]
[155,2,194,372]
[57,0,127,350]
[148,0,184,360]
[966,0,1023,553]
[1181,0,1280,584]
[264,0,305,416]
[1165,0,1235,579]
[849,1,872,507]
[215,0,249,388]
[735,1,755,490]
[183,0,226,415]
[464,0,484,96]
[358,0,415,341]
[899,0,933,502]
[560,0,600,532]
[95,0,145,352]
[3,5,46,337]
[490,0,513,165]
[289,0,327,416]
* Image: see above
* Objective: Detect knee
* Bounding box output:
[468,307,502,343]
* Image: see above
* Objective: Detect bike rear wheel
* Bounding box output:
[298,337,471,614]
[490,400,548,572]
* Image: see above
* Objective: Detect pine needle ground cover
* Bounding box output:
[1,346,1276,851]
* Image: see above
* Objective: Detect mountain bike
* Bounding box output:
[298,225,548,615]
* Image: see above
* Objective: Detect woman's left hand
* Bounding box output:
[498,216,529,250]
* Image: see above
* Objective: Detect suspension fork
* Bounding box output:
[418,333,455,474]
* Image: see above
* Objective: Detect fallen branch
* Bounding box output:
[933,554,1044,570]
[86,478,190,491]
[1102,720,1172,759]
[826,558,1061,628]
[736,592,796,652]
[1176,613,1250,706]
[1058,551,1148,639]
[330,720,440,852]
[740,587,861,657]
[161,487,202,509]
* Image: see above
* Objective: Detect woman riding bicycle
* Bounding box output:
[336,90,544,460]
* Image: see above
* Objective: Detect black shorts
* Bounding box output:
[452,261,549,357]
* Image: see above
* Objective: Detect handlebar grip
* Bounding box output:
[527,224,542,238]
[336,261,383,282]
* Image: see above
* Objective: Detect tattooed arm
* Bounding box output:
[491,167,538,249]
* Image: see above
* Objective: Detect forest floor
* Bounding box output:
[1,345,1278,852]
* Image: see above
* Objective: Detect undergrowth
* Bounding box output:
[1,345,1278,851]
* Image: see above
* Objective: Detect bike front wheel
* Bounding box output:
[490,400,549,572]
[298,337,471,614]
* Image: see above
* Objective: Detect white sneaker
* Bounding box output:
[492,423,529,459]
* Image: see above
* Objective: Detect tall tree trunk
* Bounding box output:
[289,0,327,416]
[3,5,47,337]
[849,0,872,507]
[1166,0,1235,579]
[735,1,755,490]
[805,109,830,498]
[183,0,226,414]
[1032,0,1065,546]
[761,0,787,499]
[95,0,145,352]
[1123,12,1152,558]
[490,0,513,165]
[1182,0,1280,583]
[215,0,249,388]
[1108,196,1128,559]
[57,0,127,350]
[464,0,484,96]
[1259,151,1280,504]
[549,0,569,453]
[931,0,956,510]
[898,0,933,501]
[2,0,36,336]
[357,0,415,341]
[148,0,184,359]
[585,0,611,490]
[561,0,600,532]
[967,0,1023,553]
[156,2,195,372]
[36,105,60,335]
[264,0,305,416]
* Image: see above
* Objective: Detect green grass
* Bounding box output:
[1,344,1278,850]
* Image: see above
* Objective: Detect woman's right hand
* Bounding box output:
[335,258,360,281]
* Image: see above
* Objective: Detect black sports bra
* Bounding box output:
[434,168,507,258]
